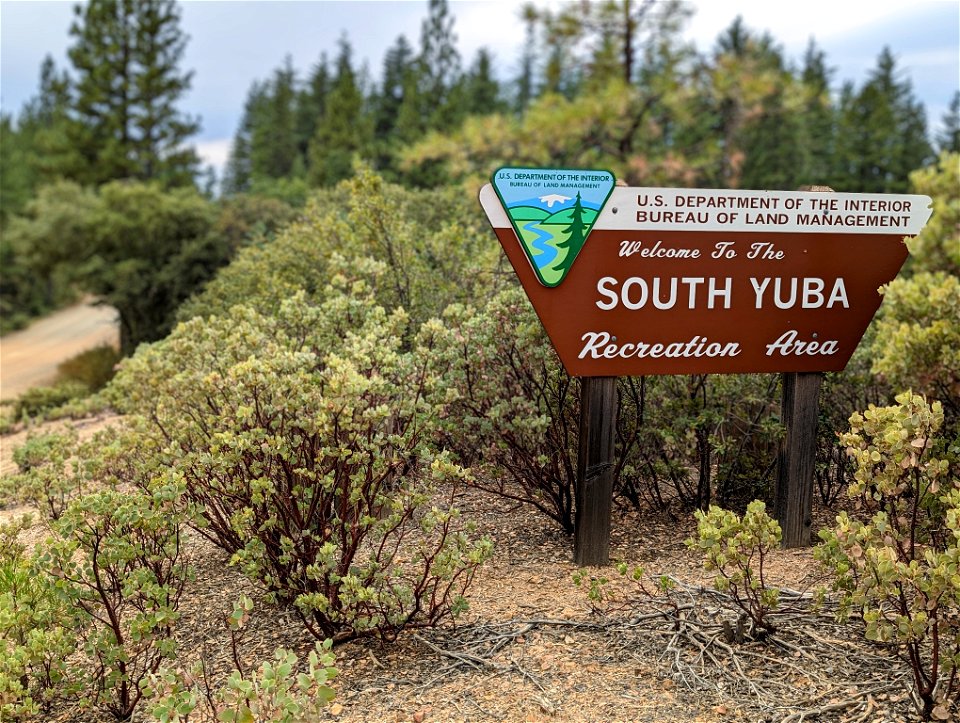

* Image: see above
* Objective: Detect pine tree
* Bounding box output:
[461,49,504,116]
[67,0,199,186]
[295,54,330,165]
[738,80,809,190]
[556,193,587,273]
[222,81,266,195]
[707,18,788,187]
[937,91,960,153]
[395,0,463,141]
[628,4,700,182]
[371,36,415,172]
[537,0,680,91]
[376,36,415,139]
[131,0,201,184]
[541,23,579,98]
[0,57,80,218]
[307,38,372,187]
[798,40,835,184]
[21,56,82,182]
[514,4,538,111]
[833,48,932,192]
[0,114,35,224]
[420,0,462,130]
[249,58,299,180]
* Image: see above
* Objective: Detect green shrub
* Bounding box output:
[2,421,189,720]
[611,373,782,513]
[7,381,112,429]
[904,151,959,277]
[2,182,98,331]
[178,167,499,329]
[427,287,580,533]
[573,562,676,616]
[39,391,112,423]
[0,405,15,435]
[687,500,782,638]
[37,483,193,720]
[0,516,78,719]
[247,176,312,209]
[872,272,960,439]
[5,180,226,355]
[816,393,960,720]
[632,379,782,517]
[55,344,120,391]
[1,423,152,518]
[1,427,79,518]
[110,285,491,642]
[212,193,298,254]
[12,380,88,420]
[428,288,783,530]
[148,597,337,723]
[815,342,892,506]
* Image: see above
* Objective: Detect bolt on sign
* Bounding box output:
[481,168,933,377]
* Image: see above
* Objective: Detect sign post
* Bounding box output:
[574,376,618,566]
[481,169,932,564]
[774,185,830,548]
[775,370,822,547]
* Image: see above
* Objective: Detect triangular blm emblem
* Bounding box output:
[491,167,616,287]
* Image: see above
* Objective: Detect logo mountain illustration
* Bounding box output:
[491,167,616,287]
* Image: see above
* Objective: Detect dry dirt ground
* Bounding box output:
[1,415,926,723]
[0,299,119,401]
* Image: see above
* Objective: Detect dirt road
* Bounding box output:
[0,300,120,400]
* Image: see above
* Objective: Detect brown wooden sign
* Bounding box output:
[480,177,932,377]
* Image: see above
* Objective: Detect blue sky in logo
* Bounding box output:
[511,196,603,212]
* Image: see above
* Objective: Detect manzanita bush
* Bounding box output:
[178,167,499,330]
[1,428,79,519]
[37,482,193,720]
[872,273,960,440]
[109,280,491,642]
[428,287,581,533]
[688,500,782,638]
[0,516,77,720]
[429,287,786,533]
[148,596,338,723]
[816,393,960,720]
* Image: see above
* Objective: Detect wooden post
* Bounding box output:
[574,376,618,566]
[775,184,833,549]
[775,372,822,547]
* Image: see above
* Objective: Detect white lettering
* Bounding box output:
[827,278,849,308]
[596,277,618,310]
[619,240,642,257]
[593,276,731,310]
[618,239,702,259]
[653,278,677,310]
[622,278,648,309]
[579,331,610,358]
[577,332,742,360]
[750,277,849,309]
[802,278,825,308]
[746,242,785,260]
[751,277,770,309]
[708,277,733,309]
[683,277,704,307]
[765,330,840,356]
[774,278,797,309]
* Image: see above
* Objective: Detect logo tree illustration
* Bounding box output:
[555,192,587,273]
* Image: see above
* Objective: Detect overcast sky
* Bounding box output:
[2,0,958,176]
